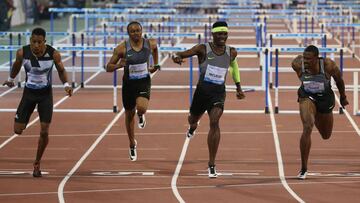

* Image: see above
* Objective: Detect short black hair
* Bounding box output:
[31,27,46,38]
[127,21,142,33]
[304,45,319,56]
[212,21,228,29]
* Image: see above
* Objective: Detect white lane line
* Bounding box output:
[171,137,189,203]
[267,91,304,203]
[0,70,103,150]
[57,108,125,203]
[1,130,353,138]
[4,179,360,197]
[0,85,20,98]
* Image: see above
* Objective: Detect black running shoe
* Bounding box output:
[33,163,42,178]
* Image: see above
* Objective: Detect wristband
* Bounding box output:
[8,77,15,82]
[63,82,70,87]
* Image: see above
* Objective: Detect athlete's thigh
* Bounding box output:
[299,97,316,126]
[15,90,37,124]
[37,93,53,123]
[190,88,207,116]
[315,112,333,138]
[122,83,136,110]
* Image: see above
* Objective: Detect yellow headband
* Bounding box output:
[212,26,228,33]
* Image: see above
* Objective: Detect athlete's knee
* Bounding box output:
[320,130,332,140]
[14,129,23,135]
[209,119,220,128]
[40,131,49,138]
[136,106,147,115]
[14,124,26,134]
[302,122,314,134]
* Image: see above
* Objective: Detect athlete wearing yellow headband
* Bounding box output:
[172,21,245,178]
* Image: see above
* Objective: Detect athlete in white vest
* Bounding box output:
[3,27,72,177]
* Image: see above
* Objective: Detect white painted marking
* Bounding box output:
[267,91,304,203]
[92,171,155,176]
[171,138,189,203]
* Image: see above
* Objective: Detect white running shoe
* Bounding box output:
[138,114,146,129]
[129,140,137,161]
[297,170,308,180]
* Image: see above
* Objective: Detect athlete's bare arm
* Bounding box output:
[54,50,72,96]
[172,44,206,65]
[148,38,160,73]
[291,55,303,78]
[2,49,23,87]
[325,58,348,107]
[106,42,126,72]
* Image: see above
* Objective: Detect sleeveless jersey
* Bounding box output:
[124,38,151,81]
[300,57,331,94]
[22,45,55,89]
[198,43,231,92]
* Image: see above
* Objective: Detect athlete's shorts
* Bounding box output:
[190,85,226,116]
[122,78,151,110]
[298,87,335,114]
[15,86,53,124]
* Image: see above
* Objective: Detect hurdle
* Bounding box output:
[273,47,344,114]
[322,23,360,57]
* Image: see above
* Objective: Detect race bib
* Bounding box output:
[27,72,48,88]
[204,64,227,85]
[128,62,149,80]
[303,81,325,94]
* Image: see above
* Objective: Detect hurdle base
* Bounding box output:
[81,82,84,88]
[339,107,344,114]
[113,106,118,113]
[265,107,269,114]
[17,82,21,88]
[72,82,76,88]
[269,83,273,89]
[274,107,279,114]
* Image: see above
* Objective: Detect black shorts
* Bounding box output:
[122,79,151,110]
[190,85,226,116]
[298,87,335,114]
[15,86,53,124]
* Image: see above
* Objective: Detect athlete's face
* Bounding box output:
[212,31,228,46]
[128,24,142,42]
[30,35,46,56]
[303,51,318,69]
